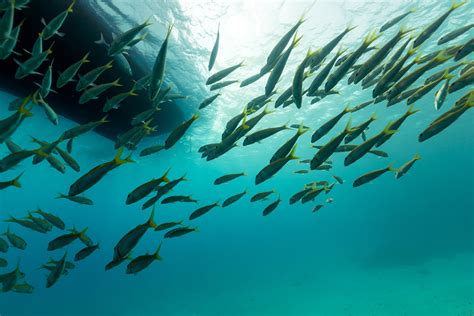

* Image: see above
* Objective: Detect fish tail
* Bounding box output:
[337,46,348,56]
[434,51,451,63]
[18,95,33,117]
[414,153,422,160]
[296,125,308,136]
[144,16,153,27]
[346,23,357,33]
[292,34,303,48]
[154,242,163,260]
[370,112,377,121]
[343,103,352,113]
[11,172,24,188]
[382,122,398,136]
[104,60,114,69]
[364,30,380,45]
[112,78,122,87]
[192,113,200,121]
[94,33,108,47]
[407,47,418,57]
[47,41,55,54]
[148,205,157,229]
[344,118,352,133]
[450,0,467,11]
[409,7,417,13]
[100,114,110,124]
[128,85,138,96]
[443,71,455,80]
[78,227,88,239]
[55,193,66,199]
[289,145,299,160]
[161,167,172,183]
[81,52,91,63]
[406,104,420,116]
[67,0,76,13]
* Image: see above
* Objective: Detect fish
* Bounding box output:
[251,190,275,202]
[115,119,156,150]
[413,1,467,48]
[438,23,474,45]
[417,44,461,64]
[0,172,23,190]
[353,27,412,84]
[383,37,413,74]
[256,145,298,184]
[353,163,397,187]
[161,195,197,204]
[46,252,68,288]
[2,226,27,249]
[419,93,473,142]
[310,119,352,170]
[40,0,76,40]
[11,282,34,294]
[270,125,307,163]
[301,187,326,204]
[102,85,138,112]
[313,205,324,212]
[75,60,114,91]
[164,226,198,238]
[141,174,187,210]
[454,38,473,61]
[221,107,247,140]
[5,138,22,153]
[262,196,281,216]
[74,244,99,262]
[56,52,90,88]
[240,72,264,88]
[206,61,244,86]
[35,60,55,98]
[0,19,23,60]
[69,147,134,196]
[139,144,165,157]
[311,104,351,143]
[344,122,398,166]
[126,169,170,205]
[1,259,23,292]
[113,206,157,260]
[424,61,465,84]
[107,18,152,56]
[0,236,8,253]
[33,93,58,126]
[208,23,220,71]
[434,77,451,110]
[243,124,289,146]
[265,34,301,96]
[275,86,294,108]
[333,175,344,184]
[380,8,415,32]
[289,188,312,204]
[265,15,304,67]
[214,172,246,185]
[345,114,376,143]
[294,170,309,174]
[131,105,161,126]
[14,41,54,79]
[293,49,317,108]
[376,105,419,147]
[199,93,220,110]
[154,221,183,232]
[407,72,454,105]
[0,0,14,42]
[164,114,199,149]
[310,25,356,69]
[222,190,247,207]
[105,255,131,271]
[307,47,346,96]
[210,79,239,91]
[386,52,451,100]
[189,202,220,220]
[0,148,41,173]
[149,23,173,101]
[47,227,88,251]
[32,208,65,230]
[350,100,374,113]
[126,242,163,275]
[79,79,122,104]
[396,154,421,179]
[325,31,380,92]
[4,215,46,233]
[26,212,52,232]
[56,193,93,205]
[0,95,32,143]
[448,67,473,93]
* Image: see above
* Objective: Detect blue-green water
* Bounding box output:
[1,0,474,315]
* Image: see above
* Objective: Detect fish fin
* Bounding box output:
[67,0,76,13]
[112,78,121,87]
[11,172,24,188]
[344,118,352,133]
[414,153,421,160]
[78,227,88,238]
[40,18,46,26]
[364,30,380,45]
[450,0,467,11]
[104,60,114,69]
[406,104,420,116]
[289,145,299,160]
[154,242,163,260]
[95,32,108,46]
[382,122,398,136]
[387,162,398,172]
[148,205,157,229]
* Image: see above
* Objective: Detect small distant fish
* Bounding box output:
[222,190,247,207]
[161,195,197,204]
[290,188,312,204]
[256,145,298,184]
[126,169,170,205]
[333,175,344,184]
[154,221,183,232]
[189,202,220,220]
[214,172,246,185]
[434,77,451,110]
[326,198,334,204]
[271,126,307,163]
[149,23,173,100]
[454,38,473,61]
[139,144,165,157]
[126,242,163,275]
[103,85,138,112]
[79,79,122,104]
[33,208,65,230]
[396,154,421,179]
[210,80,238,91]
[294,170,309,174]
[438,23,474,45]
[56,53,90,88]
[208,23,220,71]
[243,124,289,146]
[164,114,199,149]
[56,193,93,205]
[250,190,275,202]
[312,204,324,212]
[262,195,281,216]
[2,227,27,249]
[353,163,397,187]
[74,244,99,262]
[311,105,351,143]
[206,61,244,86]
[379,8,415,32]
[46,252,68,288]
[199,93,220,110]
[164,226,198,238]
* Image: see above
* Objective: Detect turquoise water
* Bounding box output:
[1,0,474,315]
